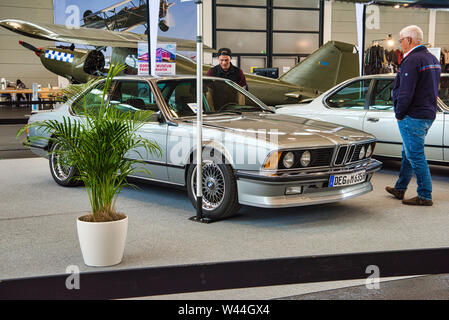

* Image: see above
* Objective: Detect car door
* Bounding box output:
[439,75,449,162]
[363,78,444,161]
[445,111,449,162]
[109,79,168,182]
[320,79,371,130]
[156,79,199,186]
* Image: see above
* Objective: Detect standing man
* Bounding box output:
[386,25,441,206]
[206,48,248,89]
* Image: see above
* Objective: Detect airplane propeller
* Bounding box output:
[19,40,42,57]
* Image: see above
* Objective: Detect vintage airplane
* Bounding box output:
[0,19,359,106]
[82,0,174,32]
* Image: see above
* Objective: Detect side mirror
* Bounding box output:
[148,111,162,123]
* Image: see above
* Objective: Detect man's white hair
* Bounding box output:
[400,25,424,44]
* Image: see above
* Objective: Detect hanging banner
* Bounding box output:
[156,43,176,76]
[138,42,176,76]
[138,42,149,76]
[148,0,160,76]
[355,3,365,76]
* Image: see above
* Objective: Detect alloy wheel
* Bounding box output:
[191,160,226,211]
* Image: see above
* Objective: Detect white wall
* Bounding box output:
[435,10,449,50]
[0,0,57,88]
[330,1,432,51]
[204,0,213,65]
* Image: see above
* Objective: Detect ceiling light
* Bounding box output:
[386,34,394,47]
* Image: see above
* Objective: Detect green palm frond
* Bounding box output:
[19,63,162,222]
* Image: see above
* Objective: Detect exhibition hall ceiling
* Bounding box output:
[340,0,449,9]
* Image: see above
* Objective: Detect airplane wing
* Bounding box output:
[0,19,214,52]
[100,0,134,13]
[86,0,134,17]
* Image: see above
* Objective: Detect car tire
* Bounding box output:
[49,141,81,187]
[186,157,240,221]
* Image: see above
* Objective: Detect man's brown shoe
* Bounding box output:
[385,186,405,200]
[402,196,433,206]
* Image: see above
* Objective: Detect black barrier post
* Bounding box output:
[1,247,449,299]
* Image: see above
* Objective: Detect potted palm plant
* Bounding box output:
[19,63,160,266]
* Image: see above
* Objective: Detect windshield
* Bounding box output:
[156,78,270,118]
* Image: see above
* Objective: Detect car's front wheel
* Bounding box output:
[49,141,81,187]
[187,160,240,220]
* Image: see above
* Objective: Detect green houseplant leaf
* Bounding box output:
[18,63,161,222]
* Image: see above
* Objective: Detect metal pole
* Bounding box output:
[146,0,151,75]
[195,0,203,220]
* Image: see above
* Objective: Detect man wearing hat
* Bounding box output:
[206,48,248,89]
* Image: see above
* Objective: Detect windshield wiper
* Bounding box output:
[234,108,267,113]
[213,111,242,115]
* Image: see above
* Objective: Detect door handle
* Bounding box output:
[367,117,379,122]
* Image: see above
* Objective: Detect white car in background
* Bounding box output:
[277,74,449,165]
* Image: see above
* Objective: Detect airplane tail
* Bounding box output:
[278,41,359,95]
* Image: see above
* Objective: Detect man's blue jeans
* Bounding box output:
[394,116,434,200]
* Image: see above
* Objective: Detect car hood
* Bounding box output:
[185,112,374,149]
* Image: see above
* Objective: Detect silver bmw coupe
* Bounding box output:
[25,76,382,220]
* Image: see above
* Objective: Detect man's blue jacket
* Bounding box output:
[392,45,441,120]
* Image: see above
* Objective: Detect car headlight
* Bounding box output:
[283,152,295,168]
[359,146,366,160]
[366,144,372,157]
[300,151,311,167]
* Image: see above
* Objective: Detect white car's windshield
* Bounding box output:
[156,79,270,117]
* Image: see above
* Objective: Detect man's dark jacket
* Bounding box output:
[392,45,441,120]
[206,63,248,89]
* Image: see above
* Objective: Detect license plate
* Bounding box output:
[329,170,366,187]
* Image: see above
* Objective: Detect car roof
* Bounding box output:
[329,73,449,91]
[349,73,449,81]
[110,75,226,82]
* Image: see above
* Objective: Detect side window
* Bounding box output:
[71,81,106,115]
[370,79,394,111]
[439,76,449,106]
[325,80,370,110]
[157,80,197,117]
[109,80,159,113]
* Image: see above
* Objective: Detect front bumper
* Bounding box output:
[24,140,48,158]
[235,159,382,208]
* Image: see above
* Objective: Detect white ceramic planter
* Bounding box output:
[77,216,128,267]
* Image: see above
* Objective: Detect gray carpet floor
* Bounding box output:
[1,157,448,299]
